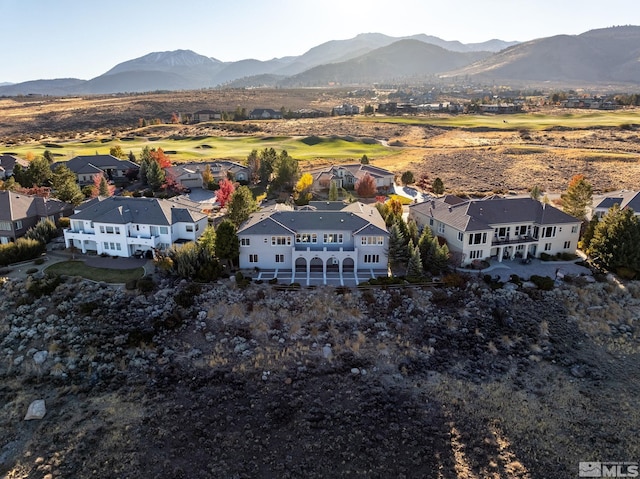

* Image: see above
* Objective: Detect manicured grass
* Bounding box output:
[358,110,640,130]
[2,133,393,163]
[45,260,144,283]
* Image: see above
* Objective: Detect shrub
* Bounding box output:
[136,276,155,292]
[143,189,154,198]
[26,273,63,298]
[442,272,466,288]
[616,266,637,280]
[57,217,70,228]
[0,238,46,266]
[33,258,45,265]
[539,252,552,261]
[25,267,38,274]
[174,283,202,307]
[132,191,142,198]
[530,275,555,290]
[125,279,138,290]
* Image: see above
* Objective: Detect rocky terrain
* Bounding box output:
[1,272,640,478]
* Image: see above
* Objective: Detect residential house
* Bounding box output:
[166,161,249,189]
[0,154,29,179]
[592,191,640,218]
[193,110,222,122]
[63,196,207,258]
[0,191,73,244]
[308,163,395,193]
[54,155,139,184]
[332,104,360,116]
[409,196,581,266]
[479,103,523,114]
[237,201,389,283]
[248,109,283,120]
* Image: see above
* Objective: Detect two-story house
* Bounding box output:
[0,154,29,179]
[54,155,139,185]
[63,196,207,258]
[309,164,395,194]
[166,161,249,190]
[0,191,74,244]
[237,201,389,283]
[409,196,581,266]
[592,190,640,218]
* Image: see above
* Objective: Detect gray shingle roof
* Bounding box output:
[410,196,580,232]
[238,201,388,236]
[70,197,206,225]
[594,191,640,213]
[56,155,138,174]
[0,191,73,221]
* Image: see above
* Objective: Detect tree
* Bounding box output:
[387,197,403,218]
[561,174,593,220]
[406,242,423,277]
[360,154,369,164]
[150,147,171,168]
[226,186,258,226]
[432,177,445,195]
[15,156,51,188]
[587,204,640,275]
[215,220,240,268]
[363,104,374,115]
[217,178,235,208]
[146,160,166,191]
[294,173,313,205]
[529,185,543,201]
[258,148,277,183]
[406,218,419,246]
[52,164,84,205]
[387,223,407,266]
[128,151,137,163]
[109,145,126,159]
[355,173,377,198]
[328,180,339,201]
[401,171,415,186]
[91,173,114,197]
[246,149,261,184]
[578,215,599,251]
[43,150,54,163]
[202,165,213,189]
[272,150,299,191]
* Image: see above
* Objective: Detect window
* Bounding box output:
[106,226,114,234]
[363,254,379,263]
[437,223,445,234]
[103,242,109,249]
[571,225,578,234]
[271,236,291,246]
[495,226,510,238]
[296,233,317,244]
[429,219,434,226]
[469,250,483,259]
[458,232,464,242]
[564,241,571,249]
[0,221,12,230]
[468,232,487,245]
[515,225,528,236]
[116,243,121,251]
[196,223,200,231]
[275,254,285,263]
[249,254,258,263]
[323,233,343,244]
[544,243,552,251]
[186,225,194,232]
[100,226,105,234]
[241,238,250,246]
[542,226,556,238]
[110,242,115,250]
[361,236,384,245]
[160,226,168,235]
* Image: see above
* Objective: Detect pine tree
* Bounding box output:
[432,177,445,195]
[215,220,240,268]
[561,174,593,220]
[328,180,339,201]
[146,160,165,191]
[227,186,258,226]
[406,241,423,277]
[52,164,84,205]
[587,204,640,274]
[578,215,599,251]
[387,223,407,266]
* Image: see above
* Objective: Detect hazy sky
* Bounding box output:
[1,0,636,83]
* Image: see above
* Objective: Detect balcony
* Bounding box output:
[126,235,160,248]
[64,228,95,240]
[491,234,538,246]
[294,245,354,253]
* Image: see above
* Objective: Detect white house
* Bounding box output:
[409,195,581,266]
[237,201,389,282]
[166,161,249,190]
[63,197,208,258]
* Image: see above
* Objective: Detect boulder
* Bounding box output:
[24,399,46,420]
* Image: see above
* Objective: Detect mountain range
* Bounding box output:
[1,26,638,96]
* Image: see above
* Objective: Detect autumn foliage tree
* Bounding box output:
[92,173,115,197]
[355,173,377,198]
[150,148,171,168]
[294,173,313,205]
[216,178,235,208]
[561,174,593,220]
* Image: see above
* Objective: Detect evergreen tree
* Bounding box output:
[401,171,415,185]
[387,223,407,266]
[52,164,84,205]
[587,204,640,274]
[215,220,240,268]
[272,150,299,191]
[128,151,137,163]
[43,150,54,163]
[578,215,599,251]
[360,154,369,164]
[227,186,258,226]
[258,148,276,183]
[146,160,166,191]
[529,185,542,201]
[246,149,261,184]
[561,174,593,220]
[328,180,339,201]
[406,218,419,246]
[98,175,111,197]
[406,241,424,277]
[418,226,436,271]
[432,177,445,195]
[139,158,149,185]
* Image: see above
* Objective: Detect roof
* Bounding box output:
[594,191,640,213]
[55,155,139,174]
[0,191,73,221]
[167,160,248,179]
[309,163,394,183]
[238,201,388,237]
[0,154,28,171]
[410,196,580,232]
[70,196,206,226]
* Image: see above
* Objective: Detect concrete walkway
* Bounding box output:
[459,257,592,282]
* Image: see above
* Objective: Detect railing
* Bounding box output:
[491,234,538,246]
[294,245,354,252]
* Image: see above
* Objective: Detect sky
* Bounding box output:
[1,0,637,83]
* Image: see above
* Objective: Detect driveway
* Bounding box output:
[464,258,593,282]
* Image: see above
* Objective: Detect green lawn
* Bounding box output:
[2,134,393,163]
[45,260,144,283]
[358,110,640,130]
